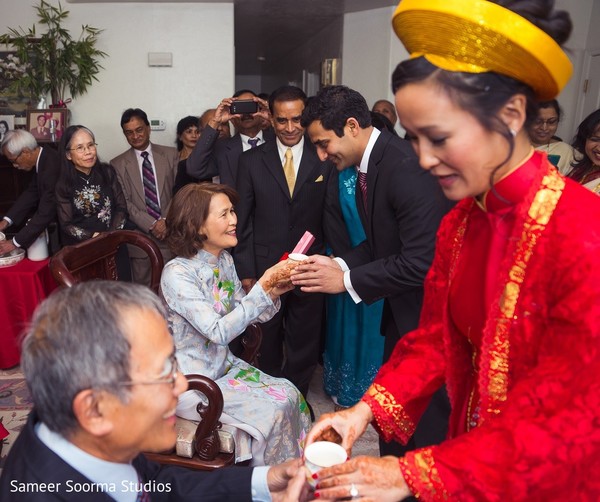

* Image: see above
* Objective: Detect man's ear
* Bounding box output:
[72,389,114,437]
[345,117,360,137]
[499,94,527,135]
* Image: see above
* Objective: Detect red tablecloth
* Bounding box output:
[0,258,57,369]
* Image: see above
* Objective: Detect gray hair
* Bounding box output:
[1,129,38,157]
[21,281,166,436]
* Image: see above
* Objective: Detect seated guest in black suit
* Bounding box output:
[0,281,307,501]
[0,129,60,255]
[173,115,201,195]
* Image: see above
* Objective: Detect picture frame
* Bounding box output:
[0,114,15,142]
[26,108,67,143]
[0,44,32,117]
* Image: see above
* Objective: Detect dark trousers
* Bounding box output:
[258,290,325,398]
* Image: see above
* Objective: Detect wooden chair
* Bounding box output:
[49,230,263,470]
[49,229,163,294]
[144,374,236,470]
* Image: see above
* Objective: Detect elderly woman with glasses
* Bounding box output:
[527,99,576,175]
[55,125,128,245]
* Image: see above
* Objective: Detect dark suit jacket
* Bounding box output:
[6,147,60,249]
[235,137,333,281]
[325,130,452,339]
[186,126,275,188]
[0,411,253,501]
[110,143,178,233]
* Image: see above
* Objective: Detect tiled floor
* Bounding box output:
[308,364,380,458]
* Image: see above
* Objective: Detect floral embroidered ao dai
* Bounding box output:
[161,249,311,465]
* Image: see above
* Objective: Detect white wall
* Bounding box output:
[341,6,407,109]
[341,1,598,141]
[2,1,235,160]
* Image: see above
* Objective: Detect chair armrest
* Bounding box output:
[239,324,262,367]
[185,374,224,461]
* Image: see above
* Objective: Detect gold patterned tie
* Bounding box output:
[283,148,296,196]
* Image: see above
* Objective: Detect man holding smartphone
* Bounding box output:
[186,89,274,188]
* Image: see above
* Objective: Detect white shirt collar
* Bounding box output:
[358,127,380,174]
[36,422,140,502]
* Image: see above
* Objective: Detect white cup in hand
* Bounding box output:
[304,441,347,487]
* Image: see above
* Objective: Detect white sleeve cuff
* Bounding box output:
[343,270,362,304]
[251,466,272,502]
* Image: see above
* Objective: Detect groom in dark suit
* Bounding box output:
[0,281,304,501]
[292,85,453,455]
[0,129,60,255]
[235,85,334,402]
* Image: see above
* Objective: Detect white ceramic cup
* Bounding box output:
[288,252,308,262]
[304,441,347,487]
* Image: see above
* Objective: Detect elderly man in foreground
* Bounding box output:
[0,281,307,501]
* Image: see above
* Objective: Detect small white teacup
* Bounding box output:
[288,252,308,263]
[304,441,347,487]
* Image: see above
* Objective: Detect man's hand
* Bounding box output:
[210,98,236,128]
[0,219,8,232]
[150,218,167,240]
[241,278,257,294]
[255,97,272,124]
[290,255,345,294]
[268,459,312,502]
[0,240,17,255]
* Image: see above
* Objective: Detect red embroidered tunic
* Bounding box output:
[362,151,600,500]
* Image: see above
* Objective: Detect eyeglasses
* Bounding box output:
[7,150,25,166]
[124,126,147,137]
[118,355,179,388]
[533,118,559,127]
[69,143,97,154]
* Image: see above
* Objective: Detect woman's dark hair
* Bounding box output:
[176,115,200,151]
[537,99,561,121]
[58,125,107,187]
[569,109,600,182]
[166,182,239,258]
[390,0,571,187]
[0,120,8,131]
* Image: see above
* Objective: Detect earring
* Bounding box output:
[509,128,517,137]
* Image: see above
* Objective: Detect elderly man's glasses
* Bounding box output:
[7,150,25,166]
[118,355,179,388]
[533,117,559,127]
[69,143,97,154]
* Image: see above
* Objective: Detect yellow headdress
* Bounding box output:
[392,0,572,100]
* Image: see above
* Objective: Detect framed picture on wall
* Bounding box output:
[0,114,15,142]
[26,108,67,143]
[0,45,32,117]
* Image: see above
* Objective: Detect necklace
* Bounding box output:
[78,171,91,185]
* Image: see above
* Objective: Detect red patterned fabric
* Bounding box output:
[362,152,600,500]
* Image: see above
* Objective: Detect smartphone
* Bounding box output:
[230,99,258,115]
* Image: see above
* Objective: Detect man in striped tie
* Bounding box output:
[111,108,179,286]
